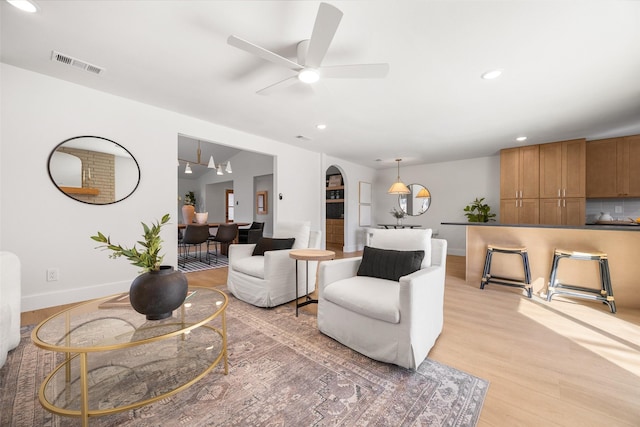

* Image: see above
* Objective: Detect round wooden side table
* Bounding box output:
[289,249,336,316]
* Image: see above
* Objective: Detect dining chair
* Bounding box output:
[179,224,210,267]
[208,223,239,263]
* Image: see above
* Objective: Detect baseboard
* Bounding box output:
[21,280,132,312]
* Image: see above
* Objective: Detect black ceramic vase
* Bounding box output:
[129,265,188,320]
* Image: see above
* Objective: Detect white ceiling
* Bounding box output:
[2,0,640,169]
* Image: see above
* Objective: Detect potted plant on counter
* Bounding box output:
[463,197,496,223]
[390,207,407,226]
[182,191,196,224]
[91,213,187,320]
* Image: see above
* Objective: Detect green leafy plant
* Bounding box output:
[91,214,171,273]
[463,197,496,222]
[184,191,196,206]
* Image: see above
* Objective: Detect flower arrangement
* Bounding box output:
[90,214,171,273]
[390,207,406,219]
[184,191,196,206]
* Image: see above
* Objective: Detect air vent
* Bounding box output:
[51,51,104,75]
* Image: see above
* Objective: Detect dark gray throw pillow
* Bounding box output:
[252,237,296,256]
[357,246,425,281]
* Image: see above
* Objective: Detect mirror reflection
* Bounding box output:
[48,136,140,205]
[398,183,431,216]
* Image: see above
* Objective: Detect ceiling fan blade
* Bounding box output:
[228,35,302,71]
[320,63,390,79]
[256,75,299,95]
[305,3,343,68]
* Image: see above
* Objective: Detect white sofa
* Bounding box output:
[227,221,322,307]
[1,251,21,367]
[317,229,447,369]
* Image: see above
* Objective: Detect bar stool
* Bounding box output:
[546,249,616,313]
[481,245,532,298]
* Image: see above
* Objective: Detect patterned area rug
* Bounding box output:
[177,254,228,273]
[0,291,488,426]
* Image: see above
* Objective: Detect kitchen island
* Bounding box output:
[442,222,640,309]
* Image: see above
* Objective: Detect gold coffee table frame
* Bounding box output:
[31,286,228,426]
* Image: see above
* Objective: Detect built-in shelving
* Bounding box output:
[60,186,100,196]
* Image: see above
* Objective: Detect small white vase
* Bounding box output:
[195,212,209,224]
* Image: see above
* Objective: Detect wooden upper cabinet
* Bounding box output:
[539,139,585,199]
[587,135,640,198]
[500,145,539,199]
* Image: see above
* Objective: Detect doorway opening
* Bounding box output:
[325,165,345,252]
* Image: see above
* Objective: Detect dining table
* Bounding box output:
[178,222,250,256]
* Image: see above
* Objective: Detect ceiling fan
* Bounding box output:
[227,2,389,95]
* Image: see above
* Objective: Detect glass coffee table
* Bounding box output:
[31,286,228,426]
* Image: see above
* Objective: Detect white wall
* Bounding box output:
[373,156,501,255]
[0,64,322,311]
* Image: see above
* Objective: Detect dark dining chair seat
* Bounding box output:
[208,223,239,263]
[179,224,210,267]
[238,222,264,244]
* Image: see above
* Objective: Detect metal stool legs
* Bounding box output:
[546,249,616,313]
[481,245,532,298]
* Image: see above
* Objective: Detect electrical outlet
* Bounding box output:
[615,206,623,213]
[47,268,59,282]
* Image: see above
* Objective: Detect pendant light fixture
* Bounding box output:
[388,159,411,194]
[178,140,235,175]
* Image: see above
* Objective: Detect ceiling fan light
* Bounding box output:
[298,68,320,84]
[225,161,232,173]
[208,155,216,168]
[6,0,39,13]
[217,165,223,175]
[185,163,192,174]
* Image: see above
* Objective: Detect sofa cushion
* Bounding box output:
[252,237,295,256]
[324,276,400,323]
[273,221,310,249]
[368,228,432,267]
[231,256,265,279]
[357,246,425,281]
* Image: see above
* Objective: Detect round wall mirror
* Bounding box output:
[398,183,431,216]
[48,136,140,205]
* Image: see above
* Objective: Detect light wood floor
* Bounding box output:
[21,254,640,426]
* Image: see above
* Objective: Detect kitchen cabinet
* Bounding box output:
[539,139,586,199]
[538,139,586,225]
[500,198,539,225]
[500,145,539,200]
[326,219,344,245]
[500,145,539,224]
[539,198,585,226]
[587,135,640,198]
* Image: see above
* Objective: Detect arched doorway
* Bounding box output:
[325,165,345,251]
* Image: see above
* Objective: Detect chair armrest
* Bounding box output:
[263,249,297,279]
[228,243,255,261]
[398,264,446,320]
[318,257,362,292]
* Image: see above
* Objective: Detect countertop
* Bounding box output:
[441,222,640,231]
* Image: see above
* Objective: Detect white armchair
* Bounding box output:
[227,221,322,307]
[1,252,21,367]
[317,229,447,369]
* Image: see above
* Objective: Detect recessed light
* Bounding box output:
[298,68,320,84]
[481,69,503,80]
[316,124,327,130]
[516,136,527,142]
[6,0,38,13]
